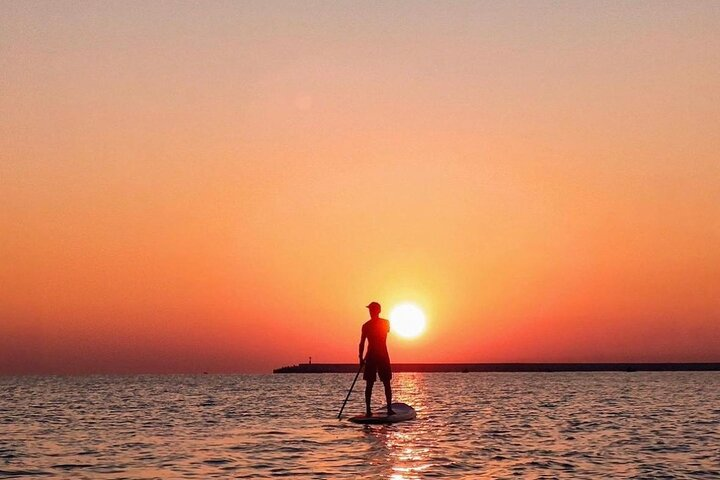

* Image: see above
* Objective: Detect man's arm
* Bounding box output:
[358,329,366,365]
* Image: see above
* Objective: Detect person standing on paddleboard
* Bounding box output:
[359,301,395,416]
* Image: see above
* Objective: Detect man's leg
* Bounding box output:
[383,379,395,415]
[365,380,374,416]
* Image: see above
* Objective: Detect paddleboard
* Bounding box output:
[349,402,416,424]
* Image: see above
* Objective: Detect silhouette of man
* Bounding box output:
[359,301,394,416]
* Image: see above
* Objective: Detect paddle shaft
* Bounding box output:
[337,363,363,419]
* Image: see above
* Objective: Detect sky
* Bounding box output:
[2,1,719,374]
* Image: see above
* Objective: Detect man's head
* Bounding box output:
[366,301,381,318]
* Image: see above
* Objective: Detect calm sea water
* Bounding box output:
[1,372,719,479]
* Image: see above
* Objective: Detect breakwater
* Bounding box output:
[273,363,720,373]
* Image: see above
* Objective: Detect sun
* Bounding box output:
[389,303,427,339]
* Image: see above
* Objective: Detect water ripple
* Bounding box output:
[1,373,720,478]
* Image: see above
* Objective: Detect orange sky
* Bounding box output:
[2,2,719,373]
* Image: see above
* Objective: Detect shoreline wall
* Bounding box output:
[273,363,720,373]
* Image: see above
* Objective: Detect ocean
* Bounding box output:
[1,372,719,479]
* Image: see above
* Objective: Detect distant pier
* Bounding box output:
[273,363,720,373]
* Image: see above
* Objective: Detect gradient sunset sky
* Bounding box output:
[2,1,719,374]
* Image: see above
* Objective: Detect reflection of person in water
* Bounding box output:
[359,301,394,416]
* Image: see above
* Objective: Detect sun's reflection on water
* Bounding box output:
[360,373,434,479]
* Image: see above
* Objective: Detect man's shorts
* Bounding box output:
[363,355,392,383]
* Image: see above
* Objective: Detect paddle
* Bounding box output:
[337,362,363,419]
